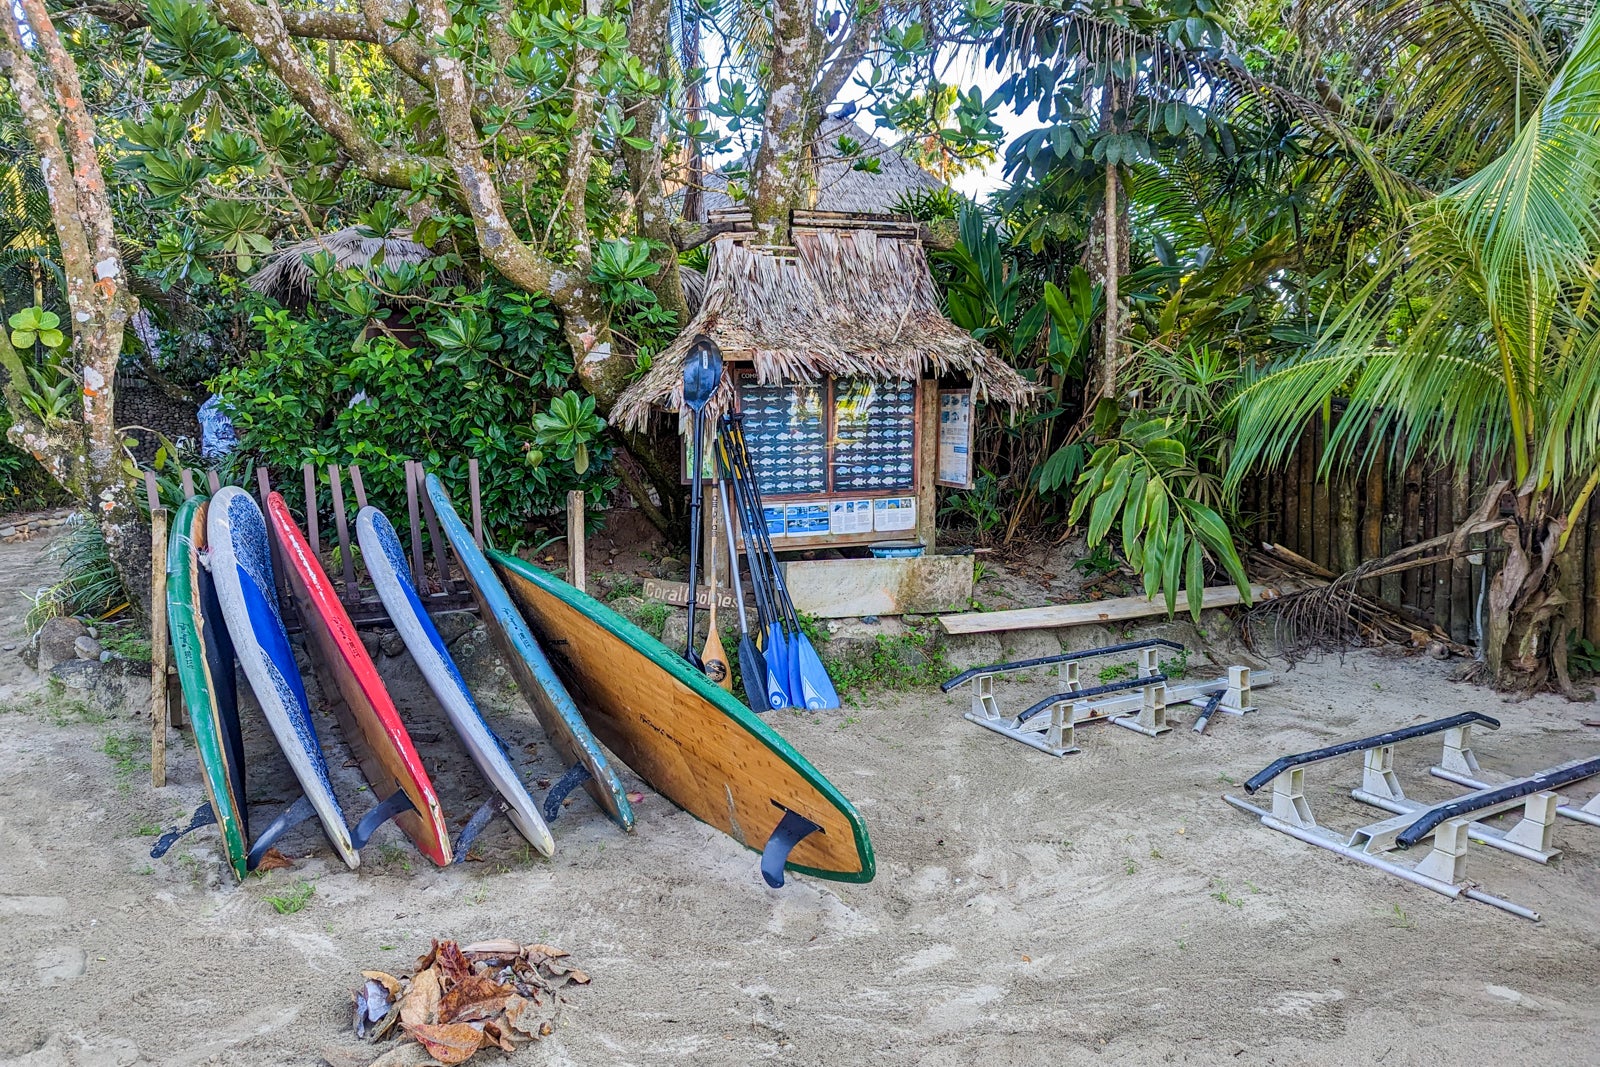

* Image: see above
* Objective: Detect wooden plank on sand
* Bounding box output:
[937,584,1285,635]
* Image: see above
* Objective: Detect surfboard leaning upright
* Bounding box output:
[207,486,359,868]
[268,492,453,867]
[357,504,555,857]
[166,495,249,879]
[425,474,634,832]
[489,552,875,886]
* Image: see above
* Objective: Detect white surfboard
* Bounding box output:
[208,486,359,868]
[357,506,555,856]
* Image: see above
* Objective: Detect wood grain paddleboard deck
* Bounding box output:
[357,505,555,857]
[425,473,634,832]
[166,496,249,879]
[489,551,875,885]
[207,486,358,868]
[268,492,452,866]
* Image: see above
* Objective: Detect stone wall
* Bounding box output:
[115,374,200,465]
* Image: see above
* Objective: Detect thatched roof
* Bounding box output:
[247,226,436,304]
[681,118,942,219]
[612,222,1037,431]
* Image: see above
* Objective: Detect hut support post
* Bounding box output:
[917,377,938,551]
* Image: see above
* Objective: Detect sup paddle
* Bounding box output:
[701,494,732,690]
[718,474,768,712]
[680,335,723,670]
[719,418,792,709]
[727,416,840,710]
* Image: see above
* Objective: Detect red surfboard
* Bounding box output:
[267,492,452,866]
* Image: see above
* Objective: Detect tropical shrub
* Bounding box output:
[214,272,617,549]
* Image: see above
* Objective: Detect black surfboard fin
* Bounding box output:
[151,802,216,859]
[761,808,822,889]
[454,795,511,862]
[350,789,418,850]
[246,794,318,870]
[542,761,592,822]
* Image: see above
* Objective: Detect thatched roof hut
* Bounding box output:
[612,217,1037,431]
[247,226,436,305]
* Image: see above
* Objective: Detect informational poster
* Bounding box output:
[784,501,830,537]
[832,379,915,492]
[761,503,787,537]
[873,496,917,532]
[829,499,874,535]
[738,378,827,495]
[937,388,975,488]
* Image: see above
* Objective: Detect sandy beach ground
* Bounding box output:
[2,527,1599,1067]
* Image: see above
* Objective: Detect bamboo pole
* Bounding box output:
[1296,422,1314,557]
[1334,471,1359,576]
[1401,459,1422,610]
[1283,447,1301,555]
[1431,466,1450,631]
[1586,491,1600,644]
[1362,446,1384,599]
[1450,465,1472,644]
[1312,418,1331,570]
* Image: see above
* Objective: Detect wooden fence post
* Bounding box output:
[567,490,586,593]
[145,471,170,788]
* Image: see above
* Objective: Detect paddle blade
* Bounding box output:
[703,626,732,691]
[794,634,840,710]
[764,623,791,710]
[786,630,803,709]
[682,336,724,409]
[738,636,768,713]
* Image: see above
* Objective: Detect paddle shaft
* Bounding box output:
[684,407,707,666]
[722,425,783,639]
[717,476,752,635]
[728,417,802,633]
[701,495,731,690]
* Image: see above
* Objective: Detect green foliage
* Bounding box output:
[7,306,63,350]
[215,278,616,549]
[25,516,124,631]
[824,630,951,700]
[264,879,316,914]
[0,439,69,513]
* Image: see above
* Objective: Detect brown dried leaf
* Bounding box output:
[398,966,441,1028]
[403,1022,486,1065]
[523,944,569,960]
[437,974,512,1025]
[566,968,589,986]
[255,847,295,871]
[539,1022,553,1037]
[481,1021,516,1053]
[504,997,540,1039]
[433,942,474,988]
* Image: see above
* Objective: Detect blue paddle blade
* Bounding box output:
[786,630,803,708]
[682,343,724,410]
[794,634,840,710]
[765,623,791,709]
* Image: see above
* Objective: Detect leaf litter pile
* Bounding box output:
[341,939,590,1066]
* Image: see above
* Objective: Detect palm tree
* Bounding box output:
[1228,5,1600,693]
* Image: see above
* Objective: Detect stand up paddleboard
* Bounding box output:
[357,505,555,858]
[425,474,634,832]
[490,552,874,887]
[207,486,358,868]
[268,492,452,866]
[153,495,249,878]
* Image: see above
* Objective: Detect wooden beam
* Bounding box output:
[937,583,1287,635]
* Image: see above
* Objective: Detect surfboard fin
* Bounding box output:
[454,796,511,862]
[760,808,822,889]
[151,802,217,859]
[350,789,418,850]
[542,761,592,822]
[246,794,318,870]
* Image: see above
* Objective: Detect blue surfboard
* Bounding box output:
[357,505,556,856]
[207,486,359,868]
[425,474,634,831]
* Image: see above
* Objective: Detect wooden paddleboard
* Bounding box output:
[357,505,555,856]
[425,474,634,832]
[489,551,875,884]
[167,495,249,879]
[207,486,358,868]
[268,492,452,866]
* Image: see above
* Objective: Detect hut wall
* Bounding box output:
[1249,412,1600,648]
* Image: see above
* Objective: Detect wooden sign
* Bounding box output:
[642,577,737,610]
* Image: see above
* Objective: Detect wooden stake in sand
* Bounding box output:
[567,490,587,593]
[145,470,170,788]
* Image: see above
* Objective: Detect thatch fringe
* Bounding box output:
[246,226,437,304]
[613,225,1038,430]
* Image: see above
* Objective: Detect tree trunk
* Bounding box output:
[622,0,690,321]
[1081,81,1129,415]
[748,0,820,246]
[0,0,149,620]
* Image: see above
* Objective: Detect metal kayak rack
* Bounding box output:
[1225,713,1600,921]
[941,639,1271,758]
